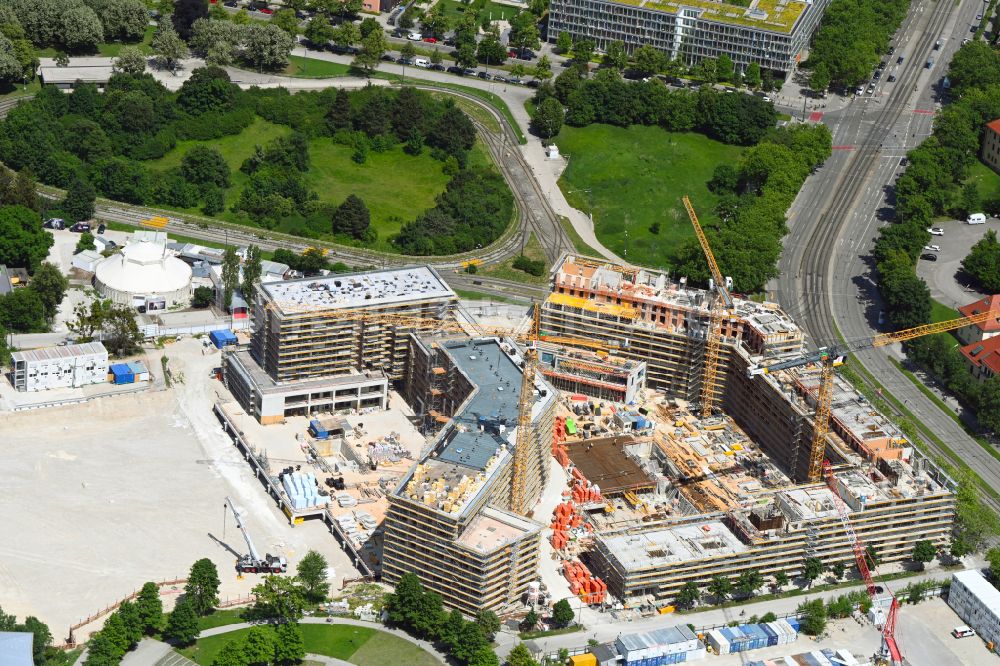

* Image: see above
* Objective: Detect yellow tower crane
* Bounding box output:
[682,195,735,418]
[749,310,997,481]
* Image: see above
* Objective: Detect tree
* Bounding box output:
[773,571,789,589]
[761,611,777,622]
[63,5,104,52]
[173,0,209,40]
[980,377,1000,434]
[452,619,490,664]
[745,62,761,88]
[572,38,595,69]
[632,44,664,76]
[178,66,237,114]
[675,581,700,609]
[191,285,215,308]
[866,544,881,567]
[242,625,275,665]
[203,187,225,216]
[273,621,306,665]
[353,29,387,77]
[802,557,823,588]
[831,562,846,580]
[551,598,574,628]
[531,97,563,139]
[331,194,372,240]
[135,582,164,635]
[114,46,147,75]
[241,244,262,303]
[359,17,381,39]
[153,22,188,72]
[18,615,52,665]
[103,304,143,356]
[519,609,539,632]
[333,22,361,52]
[305,15,335,47]
[506,643,539,666]
[430,48,443,66]
[0,325,10,367]
[181,146,231,190]
[477,30,506,67]
[555,31,572,55]
[185,558,221,616]
[296,550,329,602]
[796,598,827,636]
[221,246,240,311]
[29,262,68,322]
[532,55,552,81]
[245,23,295,71]
[474,609,500,640]
[810,62,830,93]
[456,43,477,70]
[164,596,199,646]
[603,40,627,71]
[911,540,937,569]
[960,182,982,218]
[117,601,143,650]
[707,575,731,603]
[736,570,762,598]
[468,645,500,666]
[213,638,248,666]
[0,205,53,273]
[85,628,125,665]
[250,575,307,623]
[67,297,111,341]
[271,9,300,37]
[0,288,46,332]
[717,53,734,82]
[99,0,150,42]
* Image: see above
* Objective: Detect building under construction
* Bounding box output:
[383,336,557,615]
[224,267,457,423]
[536,342,647,404]
[539,255,955,607]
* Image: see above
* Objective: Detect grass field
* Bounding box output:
[930,298,961,324]
[555,125,745,270]
[437,0,522,23]
[284,55,355,78]
[142,117,451,244]
[179,624,439,666]
[482,233,549,284]
[964,160,1000,202]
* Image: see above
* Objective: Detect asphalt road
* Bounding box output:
[773,0,1000,497]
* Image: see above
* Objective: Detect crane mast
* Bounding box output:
[682,196,734,418]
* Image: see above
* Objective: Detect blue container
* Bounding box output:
[110,363,134,384]
[309,419,329,439]
[761,623,778,647]
[786,617,801,631]
[210,329,238,349]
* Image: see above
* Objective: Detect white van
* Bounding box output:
[952,626,976,638]
[413,57,430,68]
[967,213,987,224]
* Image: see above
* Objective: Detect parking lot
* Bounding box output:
[915,217,999,309]
[896,597,996,664]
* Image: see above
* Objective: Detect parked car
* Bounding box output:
[924,244,941,252]
[446,65,464,74]
[878,310,886,325]
[97,223,106,235]
[888,45,895,55]
[867,83,876,94]
[463,68,477,76]
[430,63,446,71]
[224,0,238,6]
[476,71,490,79]
[381,54,396,62]
[70,222,91,233]
[257,6,273,14]
[921,253,939,261]
[493,74,508,82]
[525,79,540,88]
[887,74,897,82]
[44,217,65,230]
[977,13,983,20]
[927,227,944,236]
[423,37,437,43]
[934,39,942,50]
[899,157,908,166]
[406,32,422,41]
[897,55,905,64]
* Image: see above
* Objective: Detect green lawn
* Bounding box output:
[141,117,450,244]
[284,55,355,78]
[930,298,961,324]
[301,137,450,240]
[555,125,745,270]
[963,160,1000,202]
[197,608,248,631]
[482,233,549,284]
[437,0,522,24]
[179,624,439,666]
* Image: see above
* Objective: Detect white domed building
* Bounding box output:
[95,231,192,311]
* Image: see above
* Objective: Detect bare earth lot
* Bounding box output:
[0,340,356,637]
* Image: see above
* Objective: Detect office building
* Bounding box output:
[548,0,832,73]
[982,119,1000,175]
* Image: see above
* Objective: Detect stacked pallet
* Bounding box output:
[563,559,607,604]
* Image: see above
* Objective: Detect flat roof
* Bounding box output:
[11,342,107,364]
[260,266,455,314]
[39,66,114,84]
[608,0,808,34]
[618,625,697,652]
[456,506,543,554]
[953,569,1000,616]
[601,520,747,570]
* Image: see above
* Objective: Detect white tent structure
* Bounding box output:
[95,231,192,310]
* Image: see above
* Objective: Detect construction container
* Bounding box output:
[569,654,597,666]
[127,361,149,382]
[210,329,238,349]
[110,363,134,384]
[310,419,329,439]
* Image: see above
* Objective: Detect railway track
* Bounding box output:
[784,1,1000,513]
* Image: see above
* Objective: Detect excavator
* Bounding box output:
[224,496,287,574]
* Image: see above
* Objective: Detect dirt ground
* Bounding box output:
[0,338,360,639]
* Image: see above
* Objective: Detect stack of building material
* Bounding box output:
[615,625,705,665]
[550,501,579,550]
[706,622,798,656]
[563,559,607,604]
[571,472,602,504]
[553,416,570,467]
[281,472,325,509]
[336,492,357,507]
[743,648,859,666]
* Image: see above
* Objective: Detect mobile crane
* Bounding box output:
[224,496,287,574]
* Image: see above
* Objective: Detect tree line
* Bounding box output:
[873,40,1000,434]
[804,0,910,89]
